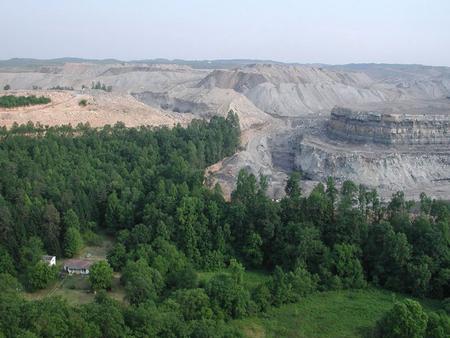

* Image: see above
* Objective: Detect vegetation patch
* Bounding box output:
[0,94,50,108]
[91,81,112,92]
[49,85,74,90]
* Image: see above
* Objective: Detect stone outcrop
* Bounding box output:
[295,101,450,199]
[328,106,450,145]
[296,135,450,187]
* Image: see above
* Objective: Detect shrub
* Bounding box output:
[376,299,428,338]
[205,273,251,319]
[89,261,113,291]
[251,283,271,312]
[26,262,58,291]
[443,298,450,315]
[78,99,87,107]
[426,312,450,338]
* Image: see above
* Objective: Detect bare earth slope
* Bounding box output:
[0,90,191,128]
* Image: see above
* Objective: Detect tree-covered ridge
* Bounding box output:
[0,95,51,108]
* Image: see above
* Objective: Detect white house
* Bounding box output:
[63,259,93,275]
[42,255,56,266]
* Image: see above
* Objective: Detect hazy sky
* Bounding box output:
[2,0,450,66]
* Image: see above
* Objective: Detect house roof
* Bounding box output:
[64,259,93,269]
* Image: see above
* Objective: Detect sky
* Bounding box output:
[2,0,450,66]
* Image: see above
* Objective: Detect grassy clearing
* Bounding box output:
[79,233,114,261]
[232,288,444,338]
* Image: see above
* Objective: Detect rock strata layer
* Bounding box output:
[328,106,450,145]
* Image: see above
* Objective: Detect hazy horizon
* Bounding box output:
[2,0,450,67]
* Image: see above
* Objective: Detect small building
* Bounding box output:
[63,259,93,275]
[42,255,56,266]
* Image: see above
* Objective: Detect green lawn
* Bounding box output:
[232,288,444,338]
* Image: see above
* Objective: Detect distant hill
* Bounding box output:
[0,57,123,69]
[0,57,295,70]
[2,58,450,72]
[324,63,450,81]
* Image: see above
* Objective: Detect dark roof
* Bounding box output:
[64,259,93,269]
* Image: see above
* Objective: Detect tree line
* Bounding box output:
[91,81,112,92]
[0,95,51,108]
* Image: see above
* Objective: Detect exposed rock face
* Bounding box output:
[328,106,450,145]
[296,135,450,186]
[295,100,450,199]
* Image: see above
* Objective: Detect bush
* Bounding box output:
[3,84,10,90]
[122,259,164,305]
[26,262,58,291]
[331,244,366,289]
[268,266,293,306]
[443,298,450,315]
[171,288,213,321]
[251,283,271,312]
[205,273,251,319]
[376,299,428,338]
[89,261,113,291]
[426,312,450,338]
[288,266,319,301]
[78,99,87,107]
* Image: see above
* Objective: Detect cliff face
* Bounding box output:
[295,101,450,199]
[295,134,450,200]
[328,106,450,145]
[296,136,450,186]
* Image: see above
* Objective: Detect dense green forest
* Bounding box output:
[0,112,449,337]
[0,95,51,108]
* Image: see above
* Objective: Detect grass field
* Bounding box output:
[232,288,444,338]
